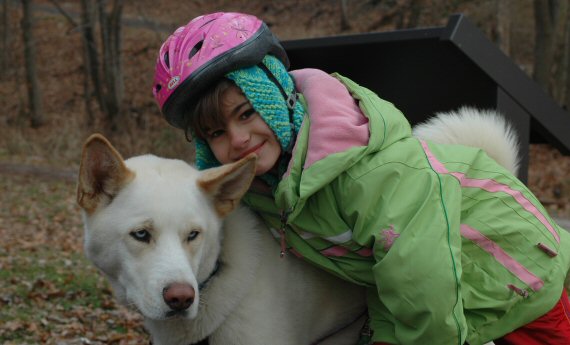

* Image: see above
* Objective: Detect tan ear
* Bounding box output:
[77,134,134,214]
[197,154,257,217]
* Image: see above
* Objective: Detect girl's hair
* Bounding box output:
[185,78,235,141]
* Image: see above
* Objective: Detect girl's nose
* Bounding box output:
[228,126,250,148]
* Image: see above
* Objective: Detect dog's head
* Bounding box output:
[77,134,256,320]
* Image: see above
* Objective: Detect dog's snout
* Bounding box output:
[162,283,195,311]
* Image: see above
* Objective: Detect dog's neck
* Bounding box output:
[197,260,221,291]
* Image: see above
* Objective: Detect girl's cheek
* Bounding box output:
[208,142,229,164]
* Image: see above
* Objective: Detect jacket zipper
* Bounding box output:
[279,210,290,258]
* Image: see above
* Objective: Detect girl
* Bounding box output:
[152,12,570,345]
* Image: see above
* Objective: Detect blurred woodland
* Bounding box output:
[1,0,570,166]
[3,1,570,343]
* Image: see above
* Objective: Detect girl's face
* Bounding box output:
[205,85,282,176]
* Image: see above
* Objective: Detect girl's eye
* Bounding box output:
[208,129,225,139]
[187,230,200,242]
[130,229,151,243]
[239,109,255,120]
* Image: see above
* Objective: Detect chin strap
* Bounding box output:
[257,62,298,153]
[198,260,221,291]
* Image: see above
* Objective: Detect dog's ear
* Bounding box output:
[77,134,134,214]
[197,154,257,217]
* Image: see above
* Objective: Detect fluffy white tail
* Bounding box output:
[413,107,521,176]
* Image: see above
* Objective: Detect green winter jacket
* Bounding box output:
[242,69,570,345]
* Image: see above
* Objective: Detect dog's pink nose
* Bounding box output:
[162,283,195,311]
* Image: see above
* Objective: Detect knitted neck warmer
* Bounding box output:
[195,55,305,178]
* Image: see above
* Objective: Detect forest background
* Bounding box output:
[1,0,570,343]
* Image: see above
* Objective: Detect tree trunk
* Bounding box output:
[80,0,99,125]
[98,0,124,130]
[340,0,351,31]
[533,0,568,94]
[21,0,45,128]
[564,11,570,108]
[1,0,10,80]
[496,0,512,56]
[78,0,125,130]
[552,3,570,104]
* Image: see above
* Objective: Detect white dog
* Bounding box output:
[77,135,368,345]
[77,107,512,345]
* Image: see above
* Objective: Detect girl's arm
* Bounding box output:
[335,162,467,344]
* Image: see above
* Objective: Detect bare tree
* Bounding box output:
[551,5,570,107]
[45,0,99,125]
[564,17,570,107]
[98,0,124,130]
[340,0,351,31]
[80,0,100,125]
[533,0,569,95]
[496,0,512,56]
[78,0,124,130]
[21,0,45,128]
[1,0,10,80]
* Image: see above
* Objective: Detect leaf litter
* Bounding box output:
[0,173,148,344]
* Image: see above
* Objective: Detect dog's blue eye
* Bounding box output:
[187,230,199,242]
[130,229,151,243]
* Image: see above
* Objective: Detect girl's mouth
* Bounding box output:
[237,141,265,160]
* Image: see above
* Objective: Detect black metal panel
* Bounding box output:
[281,13,570,177]
[284,34,497,127]
[441,15,570,155]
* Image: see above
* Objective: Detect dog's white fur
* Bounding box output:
[413,106,520,176]
[77,135,367,345]
[77,107,514,345]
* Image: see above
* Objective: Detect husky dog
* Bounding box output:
[77,107,513,345]
[77,135,368,345]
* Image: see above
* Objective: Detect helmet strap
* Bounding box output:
[257,62,298,135]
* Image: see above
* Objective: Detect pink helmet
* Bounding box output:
[153,12,289,129]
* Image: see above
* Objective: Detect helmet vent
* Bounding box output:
[189,40,203,59]
[164,52,170,68]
